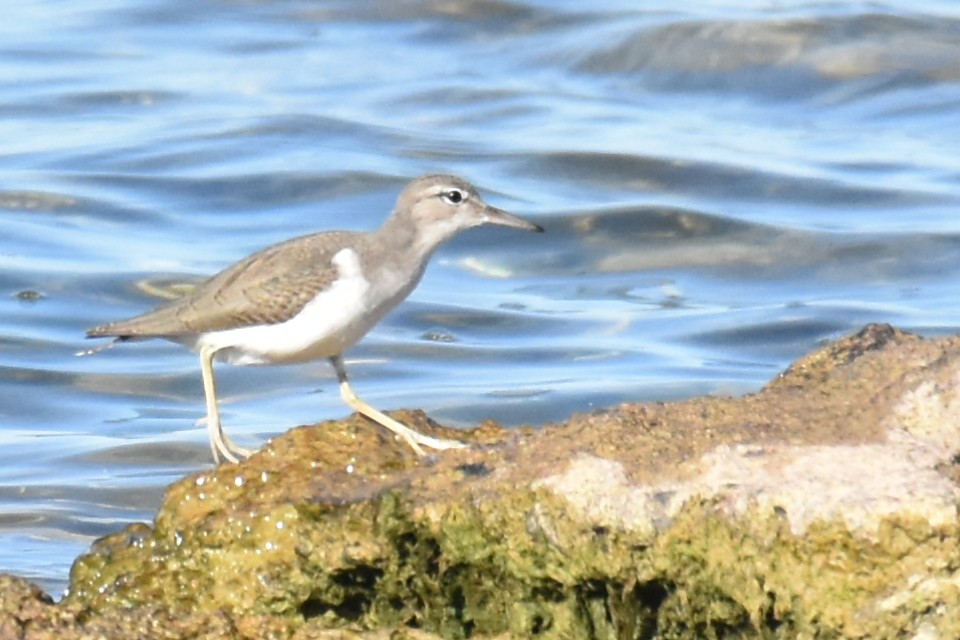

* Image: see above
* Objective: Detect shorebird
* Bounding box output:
[87,174,543,464]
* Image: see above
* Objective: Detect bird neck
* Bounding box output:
[375,210,455,267]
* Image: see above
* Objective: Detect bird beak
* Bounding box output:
[482,205,544,233]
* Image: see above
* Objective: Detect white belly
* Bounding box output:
[185,248,416,366]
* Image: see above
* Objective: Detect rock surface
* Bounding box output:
[4,324,960,639]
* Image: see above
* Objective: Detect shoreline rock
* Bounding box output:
[4,324,960,639]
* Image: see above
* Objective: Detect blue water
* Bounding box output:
[2,0,960,596]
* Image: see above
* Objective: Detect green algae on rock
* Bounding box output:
[5,324,960,638]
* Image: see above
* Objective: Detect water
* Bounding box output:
[2,0,959,597]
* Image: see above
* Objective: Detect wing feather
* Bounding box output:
[87,231,358,338]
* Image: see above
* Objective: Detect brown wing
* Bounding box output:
[87,231,359,338]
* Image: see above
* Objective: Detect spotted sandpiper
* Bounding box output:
[87,174,543,464]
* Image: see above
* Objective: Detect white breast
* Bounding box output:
[194,248,385,366]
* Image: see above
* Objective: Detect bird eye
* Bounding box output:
[440,188,466,205]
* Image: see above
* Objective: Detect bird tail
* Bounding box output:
[75,336,129,357]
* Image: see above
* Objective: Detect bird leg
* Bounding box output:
[199,345,252,464]
[330,355,467,456]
